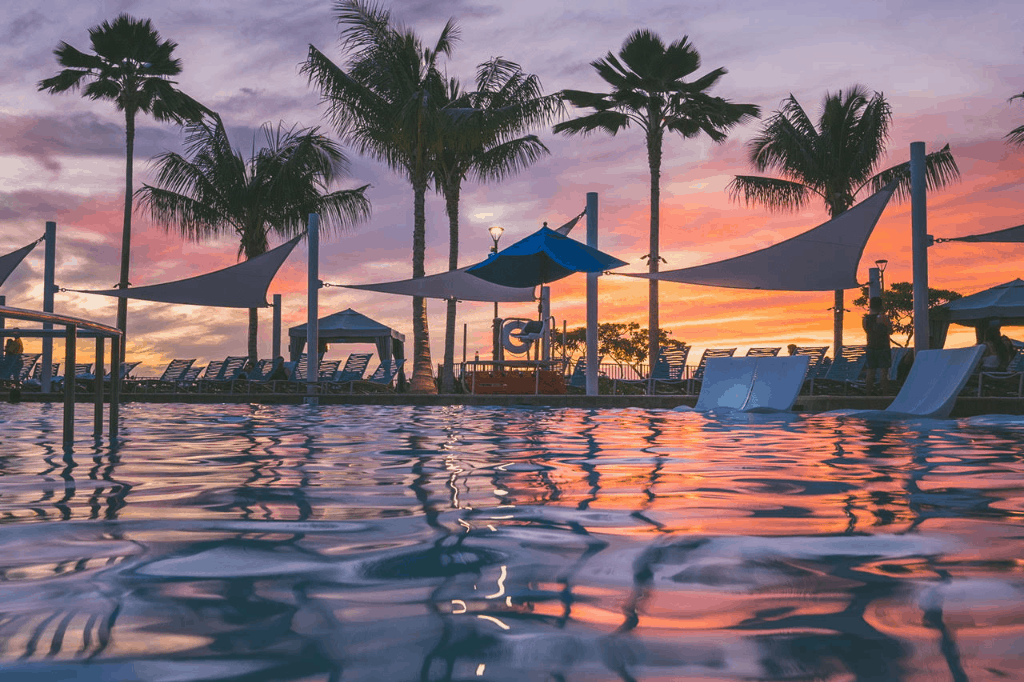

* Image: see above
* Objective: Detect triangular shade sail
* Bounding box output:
[621,181,898,291]
[467,226,628,288]
[73,235,301,308]
[942,223,1024,243]
[0,240,40,288]
[341,267,536,302]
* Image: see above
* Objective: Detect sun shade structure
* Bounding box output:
[71,235,302,308]
[621,181,898,291]
[466,226,628,288]
[288,308,405,365]
[937,279,1024,325]
[0,240,40,288]
[939,223,1024,243]
[341,267,536,302]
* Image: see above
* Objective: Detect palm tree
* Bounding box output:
[1008,91,1024,147]
[554,29,759,368]
[136,115,370,364]
[38,14,209,357]
[433,58,563,393]
[728,86,960,354]
[304,0,456,394]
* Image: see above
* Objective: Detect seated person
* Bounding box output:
[982,325,1015,371]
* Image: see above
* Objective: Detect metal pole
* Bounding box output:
[110,334,120,441]
[306,214,320,405]
[868,267,881,300]
[42,221,56,393]
[462,323,467,363]
[540,286,551,362]
[94,337,104,437]
[585,192,598,396]
[63,324,76,448]
[272,293,282,360]
[0,295,5,330]
[911,142,929,353]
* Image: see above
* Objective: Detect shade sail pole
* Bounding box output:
[586,193,598,396]
[42,221,56,393]
[272,294,282,360]
[911,142,929,353]
[306,214,320,405]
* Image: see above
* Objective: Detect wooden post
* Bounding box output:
[94,337,104,437]
[110,334,120,441]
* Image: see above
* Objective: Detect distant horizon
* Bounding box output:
[1,0,1021,376]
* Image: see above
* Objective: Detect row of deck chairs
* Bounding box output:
[960,342,1024,397]
[0,354,140,390]
[130,353,403,394]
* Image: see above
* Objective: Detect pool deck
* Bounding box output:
[7,390,1024,418]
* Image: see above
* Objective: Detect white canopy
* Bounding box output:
[0,239,40,288]
[73,235,301,308]
[620,181,898,291]
[342,266,535,302]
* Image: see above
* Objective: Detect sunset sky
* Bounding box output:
[1,0,1022,376]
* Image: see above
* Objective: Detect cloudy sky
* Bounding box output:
[1,0,1022,376]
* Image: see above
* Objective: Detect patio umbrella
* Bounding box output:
[466,226,627,287]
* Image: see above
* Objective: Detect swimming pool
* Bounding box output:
[1,403,1022,680]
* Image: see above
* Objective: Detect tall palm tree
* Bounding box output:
[38,14,209,357]
[728,86,960,354]
[1008,91,1024,147]
[304,0,456,394]
[433,58,564,393]
[554,29,759,368]
[136,115,370,364]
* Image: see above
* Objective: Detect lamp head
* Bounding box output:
[488,225,504,252]
[875,258,888,272]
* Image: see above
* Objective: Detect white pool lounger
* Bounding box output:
[883,345,985,419]
[695,355,810,412]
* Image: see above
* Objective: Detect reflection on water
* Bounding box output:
[1,403,1024,680]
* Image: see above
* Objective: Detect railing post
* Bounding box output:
[42,221,56,393]
[110,334,120,441]
[94,336,104,437]
[63,324,76,448]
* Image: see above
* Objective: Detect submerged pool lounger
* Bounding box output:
[883,345,985,419]
[695,355,811,412]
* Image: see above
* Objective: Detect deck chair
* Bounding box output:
[352,358,405,392]
[808,345,868,395]
[612,346,689,395]
[134,358,196,392]
[104,361,140,381]
[322,353,373,394]
[233,358,283,393]
[201,355,249,391]
[745,346,781,357]
[21,359,58,389]
[687,348,737,394]
[970,346,1024,397]
[565,356,602,393]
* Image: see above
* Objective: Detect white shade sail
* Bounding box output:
[941,223,1024,243]
[72,235,302,308]
[0,239,40,288]
[620,181,898,291]
[341,266,536,302]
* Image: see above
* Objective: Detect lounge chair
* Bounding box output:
[321,353,373,394]
[967,345,1024,397]
[612,346,689,395]
[104,361,140,381]
[231,358,284,393]
[687,347,737,394]
[808,345,868,395]
[352,358,405,392]
[133,358,196,392]
[695,355,810,412]
[744,346,781,357]
[199,356,248,392]
[565,356,602,394]
[884,345,985,418]
[21,359,57,389]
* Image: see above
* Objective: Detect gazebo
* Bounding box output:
[288,308,406,384]
[932,279,1024,346]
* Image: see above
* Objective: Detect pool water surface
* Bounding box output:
[0,403,1023,681]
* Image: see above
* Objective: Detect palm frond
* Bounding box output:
[552,110,631,137]
[866,143,960,203]
[472,135,549,183]
[727,175,817,213]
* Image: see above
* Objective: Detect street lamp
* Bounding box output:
[488,226,505,362]
[488,226,504,318]
[875,259,888,294]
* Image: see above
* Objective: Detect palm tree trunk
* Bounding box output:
[647,127,663,374]
[409,179,436,394]
[441,185,460,393]
[116,108,135,363]
[248,307,258,365]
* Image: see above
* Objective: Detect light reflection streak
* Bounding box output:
[485,565,507,599]
[476,614,510,630]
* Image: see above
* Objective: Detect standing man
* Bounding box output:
[862,297,892,395]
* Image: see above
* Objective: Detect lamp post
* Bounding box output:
[488,226,504,362]
[875,258,888,295]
